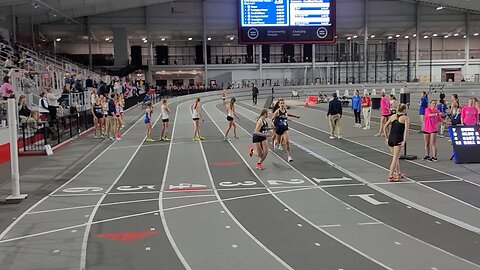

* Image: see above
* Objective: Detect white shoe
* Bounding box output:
[288,156,293,162]
[329,136,335,139]
[273,143,277,149]
[363,126,370,130]
[277,145,284,151]
[337,135,342,139]
[224,137,228,141]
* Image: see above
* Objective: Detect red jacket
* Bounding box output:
[361,97,371,108]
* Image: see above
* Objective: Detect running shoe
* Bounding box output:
[429,157,438,162]
[329,136,335,139]
[277,145,284,151]
[288,156,293,162]
[116,137,122,141]
[158,137,164,141]
[423,156,431,161]
[249,147,254,157]
[337,135,342,140]
[145,138,155,142]
[224,137,228,141]
[256,163,264,170]
[193,137,200,141]
[234,136,240,139]
[199,136,205,140]
[163,137,170,141]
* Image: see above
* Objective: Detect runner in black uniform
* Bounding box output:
[384,103,410,182]
[271,98,299,162]
[91,97,105,138]
[249,109,272,170]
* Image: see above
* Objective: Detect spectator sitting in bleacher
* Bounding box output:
[38,91,49,121]
[18,95,31,122]
[1,75,14,100]
[4,57,15,68]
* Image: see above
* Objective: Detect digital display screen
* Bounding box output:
[449,125,480,164]
[238,0,336,44]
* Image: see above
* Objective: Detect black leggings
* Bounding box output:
[253,95,258,105]
[354,109,361,124]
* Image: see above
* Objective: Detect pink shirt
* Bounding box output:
[1,82,13,98]
[461,106,479,126]
[380,97,390,116]
[423,107,442,133]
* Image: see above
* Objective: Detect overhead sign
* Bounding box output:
[449,125,480,164]
[238,0,336,44]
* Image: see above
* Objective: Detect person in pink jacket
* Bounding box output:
[422,100,446,162]
[376,92,391,137]
[461,98,479,126]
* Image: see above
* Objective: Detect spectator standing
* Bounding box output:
[375,92,390,137]
[419,91,429,127]
[437,97,448,137]
[474,97,480,124]
[461,98,479,126]
[327,93,342,139]
[384,104,409,181]
[361,91,372,130]
[18,95,31,121]
[86,76,94,92]
[46,87,62,123]
[351,89,362,128]
[1,76,14,100]
[107,93,117,140]
[449,94,462,126]
[252,84,259,105]
[38,91,50,121]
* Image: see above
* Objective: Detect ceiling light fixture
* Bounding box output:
[370,35,375,38]
[463,35,467,38]
[432,33,438,37]
[143,39,148,43]
[142,37,147,41]
[454,33,459,37]
[424,35,429,39]
[105,38,110,41]
[161,37,166,41]
[346,36,352,40]
[395,34,400,38]
[405,35,409,39]
[229,36,234,40]
[413,34,417,37]
[353,35,357,39]
[55,38,61,42]
[474,33,479,36]
[444,35,449,38]
[188,37,193,41]
[436,6,444,10]
[388,36,393,39]
[207,37,212,41]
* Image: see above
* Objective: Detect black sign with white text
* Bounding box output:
[449,125,480,164]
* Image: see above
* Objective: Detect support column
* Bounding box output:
[203,0,209,87]
[364,0,368,83]
[415,3,420,81]
[312,44,316,83]
[87,16,93,69]
[464,12,471,81]
[145,42,153,84]
[11,5,16,44]
[259,45,263,81]
[113,27,129,66]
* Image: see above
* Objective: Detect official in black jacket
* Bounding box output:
[327,93,342,139]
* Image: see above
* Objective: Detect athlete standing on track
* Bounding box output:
[271,98,299,162]
[224,97,240,140]
[160,99,170,141]
[384,104,409,182]
[422,100,445,162]
[249,109,272,170]
[191,97,205,141]
[221,89,227,106]
[375,92,390,137]
[144,102,154,142]
[92,97,105,138]
[271,100,281,148]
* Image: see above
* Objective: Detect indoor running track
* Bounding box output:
[0,92,480,270]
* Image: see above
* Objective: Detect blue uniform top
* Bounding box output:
[419,96,428,115]
[351,95,362,110]
[437,102,447,114]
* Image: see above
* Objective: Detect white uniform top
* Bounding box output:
[191,104,200,118]
[161,105,169,120]
[38,97,49,113]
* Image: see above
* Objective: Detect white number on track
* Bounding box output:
[267,179,305,185]
[63,187,104,193]
[116,185,156,191]
[219,181,257,187]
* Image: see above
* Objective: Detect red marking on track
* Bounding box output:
[168,187,209,192]
[210,161,241,166]
[95,231,159,243]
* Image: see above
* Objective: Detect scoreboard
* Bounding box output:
[238,0,336,44]
[449,125,480,164]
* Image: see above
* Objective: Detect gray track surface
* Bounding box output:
[0,89,480,270]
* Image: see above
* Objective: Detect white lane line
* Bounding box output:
[206,102,392,270]
[358,222,383,226]
[320,183,366,188]
[28,205,96,215]
[317,224,342,228]
[107,191,159,195]
[158,102,192,270]
[232,103,480,268]
[201,105,295,270]
[0,224,87,243]
[109,139,226,150]
[164,194,217,200]
[80,102,167,270]
[49,193,104,197]
[374,182,414,185]
[0,107,148,241]
[418,179,463,183]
